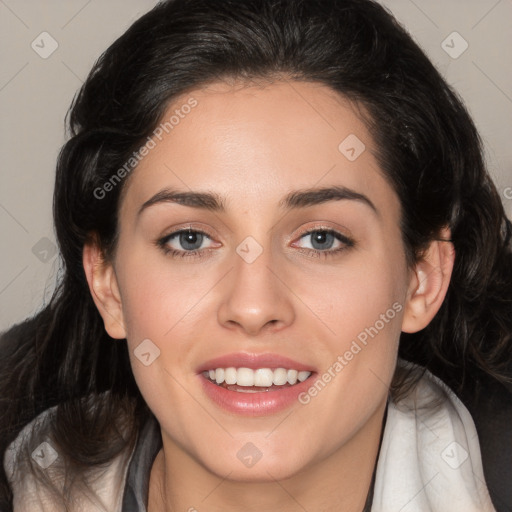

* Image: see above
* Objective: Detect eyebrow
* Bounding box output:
[137,185,378,217]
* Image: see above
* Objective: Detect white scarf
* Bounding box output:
[371,362,496,511]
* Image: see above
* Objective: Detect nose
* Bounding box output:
[217,242,295,336]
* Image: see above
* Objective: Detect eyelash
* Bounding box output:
[156,227,355,260]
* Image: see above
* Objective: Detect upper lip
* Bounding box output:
[196,352,316,373]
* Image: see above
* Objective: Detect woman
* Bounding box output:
[1,0,511,510]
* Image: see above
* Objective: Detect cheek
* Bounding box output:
[288,250,406,408]
[293,254,405,341]
[116,260,206,421]
[116,249,218,342]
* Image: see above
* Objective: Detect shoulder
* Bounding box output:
[3,394,137,512]
[458,366,512,512]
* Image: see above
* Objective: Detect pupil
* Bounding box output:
[311,231,334,250]
[180,231,202,250]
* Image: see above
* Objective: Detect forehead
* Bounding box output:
[119,79,397,220]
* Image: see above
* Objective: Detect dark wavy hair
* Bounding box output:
[1,0,511,509]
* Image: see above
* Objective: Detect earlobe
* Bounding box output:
[82,236,127,339]
[401,227,455,333]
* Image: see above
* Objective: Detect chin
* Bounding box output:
[198,445,313,483]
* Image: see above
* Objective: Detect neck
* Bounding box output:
[148,400,387,512]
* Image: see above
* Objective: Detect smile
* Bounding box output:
[197,353,317,415]
[203,367,312,390]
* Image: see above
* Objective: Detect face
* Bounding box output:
[105,80,413,481]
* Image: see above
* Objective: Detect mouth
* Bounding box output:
[197,353,316,416]
[202,367,312,393]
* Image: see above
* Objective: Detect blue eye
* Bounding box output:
[293,229,355,258]
[301,230,337,250]
[156,227,355,260]
[158,229,213,258]
[172,230,207,251]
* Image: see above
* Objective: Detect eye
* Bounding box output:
[156,226,355,260]
[292,228,355,258]
[157,228,216,258]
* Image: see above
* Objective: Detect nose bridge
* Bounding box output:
[217,235,295,334]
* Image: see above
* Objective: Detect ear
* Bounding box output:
[82,234,127,339]
[401,227,455,333]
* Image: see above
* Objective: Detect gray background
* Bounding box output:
[1,0,511,332]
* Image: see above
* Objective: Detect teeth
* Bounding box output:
[287,369,298,385]
[254,368,274,387]
[237,368,254,386]
[204,367,312,387]
[224,367,237,385]
[273,368,288,386]
[215,368,225,384]
[298,371,311,382]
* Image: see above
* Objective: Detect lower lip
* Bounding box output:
[199,374,316,416]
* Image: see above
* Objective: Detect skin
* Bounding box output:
[83,79,455,511]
